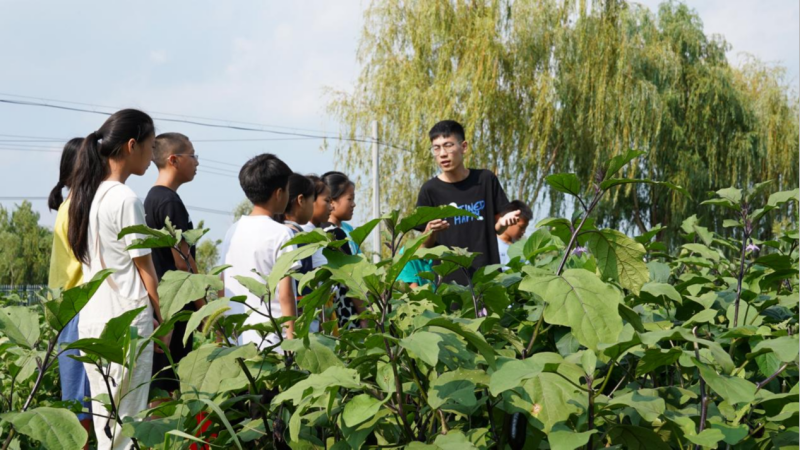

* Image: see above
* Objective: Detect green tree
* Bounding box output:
[0,202,53,285]
[196,239,221,274]
[232,199,252,221]
[329,0,799,247]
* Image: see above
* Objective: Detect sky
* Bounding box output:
[0,1,797,250]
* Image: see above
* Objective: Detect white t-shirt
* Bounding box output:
[300,222,327,269]
[81,182,152,326]
[497,237,511,267]
[221,215,298,347]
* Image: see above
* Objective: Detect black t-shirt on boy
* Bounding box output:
[144,185,197,393]
[416,169,510,285]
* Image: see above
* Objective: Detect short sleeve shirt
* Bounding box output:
[48,198,83,291]
[144,186,196,280]
[220,215,299,347]
[416,169,509,284]
[83,181,151,300]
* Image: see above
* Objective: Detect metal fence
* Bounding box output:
[0,285,47,305]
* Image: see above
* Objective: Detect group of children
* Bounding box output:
[47,111,531,449]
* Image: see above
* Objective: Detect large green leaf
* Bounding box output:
[767,188,799,207]
[386,232,429,286]
[122,417,178,448]
[342,394,384,427]
[523,228,560,262]
[267,242,325,295]
[273,366,362,405]
[400,331,442,367]
[419,317,497,368]
[347,216,385,248]
[489,353,566,395]
[183,298,230,345]
[0,306,40,349]
[1,407,87,450]
[397,205,477,234]
[608,425,671,450]
[178,344,257,399]
[685,429,725,448]
[157,271,222,320]
[521,372,583,433]
[545,173,582,197]
[608,391,666,422]
[750,336,799,363]
[548,427,597,450]
[695,359,757,406]
[43,269,114,332]
[323,250,379,300]
[428,369,485,410]
[581,229,649,294]
[520,268,623,350]
[119,224,178,250]
[282,334,344,374]
[285,228,330,246]
[604,150,646,179]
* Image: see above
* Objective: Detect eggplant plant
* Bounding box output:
[0,152,797,449]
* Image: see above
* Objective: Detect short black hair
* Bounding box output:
[429,120,465,142]
[499,200,532,221]
[239,153,293,205]
[286,173,316,214]
[153,132,191,168]
[321,171,354,200]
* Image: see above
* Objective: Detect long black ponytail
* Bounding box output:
[48,137,83,211]
[68,109,154,263]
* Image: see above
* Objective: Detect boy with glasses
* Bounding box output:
[417,120,521,285]
[144,132,203,399]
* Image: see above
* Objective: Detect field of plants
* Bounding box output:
[0,153,798,449]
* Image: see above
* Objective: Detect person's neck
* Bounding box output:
[499,233,514,245]
[284,214,305,225]
[154,170,182,192]
[328,216,342,227]
[250,203,279,218]
[438,165,470,183]
[105,160,131,184]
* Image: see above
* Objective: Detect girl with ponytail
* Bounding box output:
[68,109,170,450]
[48,137,93,448]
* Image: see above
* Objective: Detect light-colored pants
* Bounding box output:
[80,296,153,450]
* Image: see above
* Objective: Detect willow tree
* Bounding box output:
[329,0,799,247]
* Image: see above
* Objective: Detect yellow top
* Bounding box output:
[48,198,83,291]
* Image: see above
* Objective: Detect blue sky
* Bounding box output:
[0,1,797,248]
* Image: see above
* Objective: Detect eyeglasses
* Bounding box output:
[173,153,199,161]
[430,141,461,156]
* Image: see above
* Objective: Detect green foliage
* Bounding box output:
[0,157,797,449]
[329,0,799,249]
[0,201,53,285]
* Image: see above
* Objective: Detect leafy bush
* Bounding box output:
[0,153,797,449]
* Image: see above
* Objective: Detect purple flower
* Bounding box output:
[478,307,487,318]
[746,242,760,253]
[572,246,589,257]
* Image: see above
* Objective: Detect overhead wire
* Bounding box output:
[0,96,414,152]
[0,196,233,216]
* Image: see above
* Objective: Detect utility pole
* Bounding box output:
[371,120,380,263]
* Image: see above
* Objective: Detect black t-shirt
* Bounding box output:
[144,186,196,280]
[416,169,510,285]
[144,185,198,392]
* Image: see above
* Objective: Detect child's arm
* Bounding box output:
[278,276,297,340]
[495,210,521,235]
[133,254,172,352]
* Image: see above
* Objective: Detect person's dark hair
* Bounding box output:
[48,137,83,211]
[429,120,466,142]
[285,173,315,215]
[306,174,328,198]
[321,171,354,200]
[68,109,155,263]
[153,132,191,168]
[239,153,293,205]
[499,200,533,221]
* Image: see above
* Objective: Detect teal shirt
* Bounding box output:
[397,246,434,286]
[341,222,361,255]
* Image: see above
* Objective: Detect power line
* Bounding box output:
[0,92,357,138]
[0,97,414,153]
[0,196,233,216]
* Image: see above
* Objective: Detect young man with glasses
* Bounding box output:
[417,120,521,285]
[144,132,203,401]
